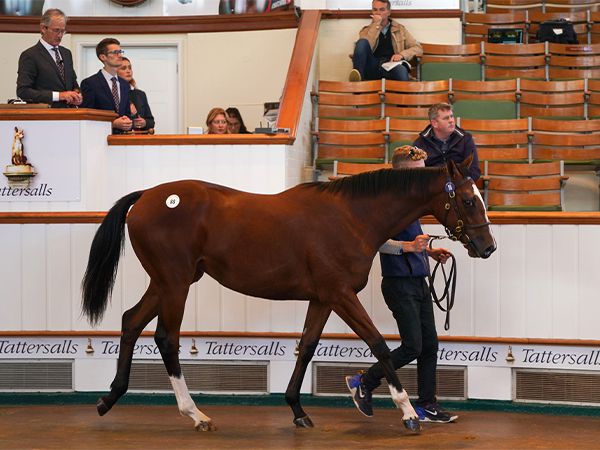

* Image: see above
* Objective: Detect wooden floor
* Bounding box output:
[1,403,600,449]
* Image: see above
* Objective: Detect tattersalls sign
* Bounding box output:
[1,336,600,372]
[0,123,80,202]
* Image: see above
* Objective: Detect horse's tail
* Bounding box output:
[82,190,144,326]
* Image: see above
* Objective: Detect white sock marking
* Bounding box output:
[169,374,211,428]
[388,385,417,420]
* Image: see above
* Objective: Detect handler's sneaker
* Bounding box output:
[349,69,362,82]
[415,403,458,423]
[345,372,373,417]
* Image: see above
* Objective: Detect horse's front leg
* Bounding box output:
[332,292,420,433]
[285,301,332,428]
[97,284,159,416]
[153,288,216,432]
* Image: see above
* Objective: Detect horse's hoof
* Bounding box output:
[195,420,217,432]
[293,415,314,428]
[403,418,421,433]
[96,398,110,416]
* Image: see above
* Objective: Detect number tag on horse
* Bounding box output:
[444,182,455,194]
[166,194,180,208]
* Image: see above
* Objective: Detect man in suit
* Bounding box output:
[16,8,82,108]
[81,38,132,134]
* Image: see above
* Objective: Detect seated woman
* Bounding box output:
[206,107,229,134]
[226,107,251,134]
[117,57,155,132]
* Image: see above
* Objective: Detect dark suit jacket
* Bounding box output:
[16,41,79,108]
[129,88,155,130]
[81,70,130,117]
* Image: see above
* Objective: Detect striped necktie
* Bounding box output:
[51,47,65,83]
[111,77,119,112]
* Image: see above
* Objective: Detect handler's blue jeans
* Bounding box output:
[362,277,439,405]
[352,39,410,81]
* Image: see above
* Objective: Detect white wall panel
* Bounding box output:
[578,226,600,339]
[552,225,579,338]
[475,224,502,337]
[524,225,553,338]
[46,224,72,330]
[21,224,47,330]
[0,224,22,330]
[499,225,526,337]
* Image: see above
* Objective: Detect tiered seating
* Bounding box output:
[547,43,600,79]
[450,79,518,119]
[312,118,386,166]
[519,78,586,117]
[486,0,544,13]
[313,80,382,119]
[460,118,531,161]
[418,43,482,81]
[483,42,546,79]
[483,161,568,210]
[531,118,600,164]
[331,161,391,179]
[528,11,590,43]
[383,79,449,118]
[543,0,600,12]
[463,11,528,43]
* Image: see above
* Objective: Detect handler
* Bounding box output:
[346,146,458,423]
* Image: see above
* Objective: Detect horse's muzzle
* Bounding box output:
[467,242,496,259]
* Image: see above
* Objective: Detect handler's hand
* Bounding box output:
[427,247,452,264]
[390,54,403,62]
[405,234,429,253]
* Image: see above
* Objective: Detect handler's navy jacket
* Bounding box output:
[413,124,481,181]
[380,220,429,278]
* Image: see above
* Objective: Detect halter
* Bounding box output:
[441,176,492,251]
[427,174,492,330]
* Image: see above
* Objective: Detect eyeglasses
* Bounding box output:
[106,49,125,55]
[45,26,66,35]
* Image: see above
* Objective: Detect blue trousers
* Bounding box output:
[352,39,410,81]
[362,277,439,405]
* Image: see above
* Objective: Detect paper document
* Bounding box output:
[381,60,412,72]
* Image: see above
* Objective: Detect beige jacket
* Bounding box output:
[358,19,423,62]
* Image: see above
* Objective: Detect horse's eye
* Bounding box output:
[464,198,475,207]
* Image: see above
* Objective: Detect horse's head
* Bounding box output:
[431,155,496,259]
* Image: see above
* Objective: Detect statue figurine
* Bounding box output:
[11,126,28,166]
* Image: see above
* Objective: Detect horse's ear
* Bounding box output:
[446,158,460,179]
[461,153,474,172]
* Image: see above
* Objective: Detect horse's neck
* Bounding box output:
[348,187,437,248]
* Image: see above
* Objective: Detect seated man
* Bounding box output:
[81,38,132,134]
[413,103,481,181]
[349,0,422,82]
[16,8,82,107]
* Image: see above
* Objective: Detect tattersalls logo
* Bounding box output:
[2,126,52,197]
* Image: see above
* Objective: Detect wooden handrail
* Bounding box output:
[2,330,599,347]
[0,10,300,34]
[0,9,460,34]
[1,212,599,225]
[277,10,322,138]
[0,108,116,122]
[108,133,294,146]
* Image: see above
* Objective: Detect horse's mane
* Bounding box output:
[310,166,447,198]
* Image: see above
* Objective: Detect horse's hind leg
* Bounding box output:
[330,292,420,433]
[153,288,215,432]
[285,301,332,428]
[97,283,160,416]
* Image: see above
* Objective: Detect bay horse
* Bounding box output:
[82,154,496,434]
